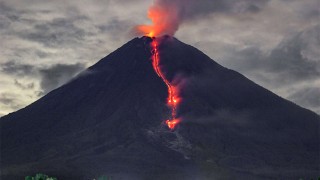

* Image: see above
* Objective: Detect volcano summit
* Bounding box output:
[1,36,319,180]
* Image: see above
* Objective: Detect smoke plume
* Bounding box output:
[135,0,269,37]
[135,0,187,36]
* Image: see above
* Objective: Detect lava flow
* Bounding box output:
[137,0,182,130]
[151,39,181,130]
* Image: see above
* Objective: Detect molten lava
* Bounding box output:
[137,1,182,130]
[151,39,181,130]
[165,119,181,130]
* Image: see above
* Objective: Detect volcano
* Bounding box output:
[1,36,319,180]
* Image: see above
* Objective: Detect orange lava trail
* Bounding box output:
[151,38,181,130]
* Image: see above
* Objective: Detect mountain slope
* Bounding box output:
[1,36,319,180]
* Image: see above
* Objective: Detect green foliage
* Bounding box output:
[25,173,57,180]
[98,175,108,180]
[25,176,33,180]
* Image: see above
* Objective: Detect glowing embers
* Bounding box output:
[150,39,181,130]
[165,119,181,130]
[147,32,155,38]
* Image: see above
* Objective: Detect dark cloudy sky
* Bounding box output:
[0,0,319,116]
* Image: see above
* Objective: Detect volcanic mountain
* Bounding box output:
[1,36,319,180]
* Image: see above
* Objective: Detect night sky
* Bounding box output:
[0,0,319,116]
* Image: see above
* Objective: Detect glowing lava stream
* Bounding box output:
[151,38,181,130]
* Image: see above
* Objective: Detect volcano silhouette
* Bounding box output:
[1,36,319,180]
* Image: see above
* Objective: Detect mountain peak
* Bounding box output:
[1,37,319,180]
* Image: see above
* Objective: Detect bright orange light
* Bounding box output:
[136,1,179,37]
[166,119,181,130]
[147,31,155,38]
[150,38,181,130]
[137,6,165,37]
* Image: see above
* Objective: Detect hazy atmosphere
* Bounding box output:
[0,0,319,116]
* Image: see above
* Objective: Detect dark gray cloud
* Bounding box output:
[155,0,270,19]
[0,2,14,29]
[279,0,320,20]
[203,24,320,114]
[1,61,35,76]
[39,63,85,94]
[98,19,133,35]
[97,18,135,42]
[0,1,38,30]
[0,1,99,50]
[265,26,320,78]
[0,2,21,21]
[223,25,320,86]
[1,61,85,95]
[184,0,270,18]
[35,50,50,58]
[14,79,34,90]
[18,17,89,47]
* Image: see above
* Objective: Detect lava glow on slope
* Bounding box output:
[151,39,181,130]
[137,0,181,130]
